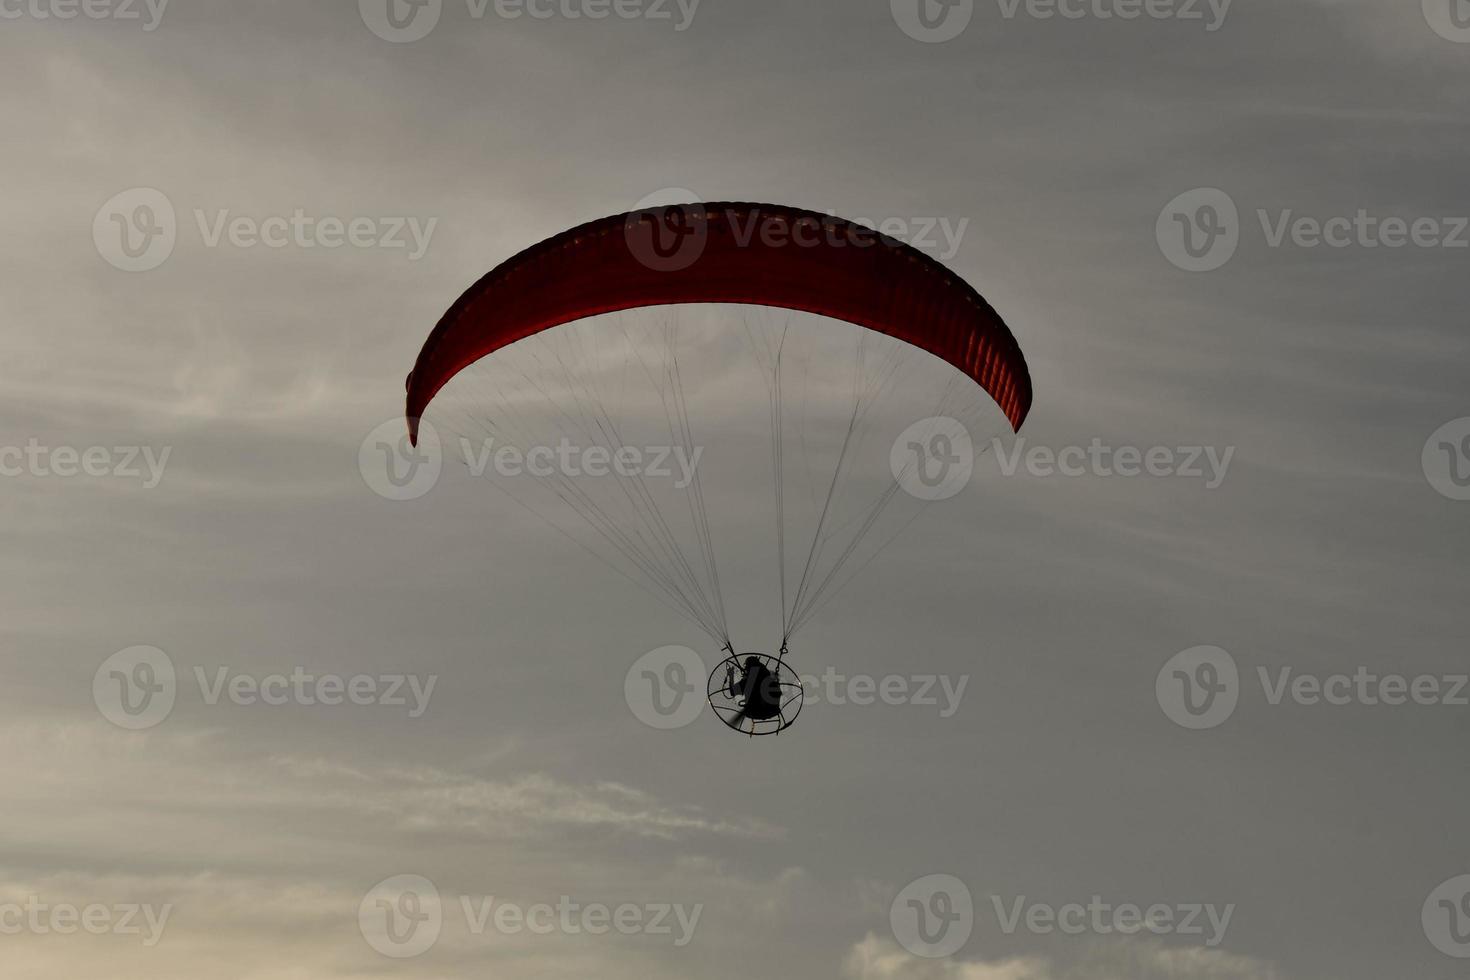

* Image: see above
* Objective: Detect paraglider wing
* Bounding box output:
[404,202,1031,443]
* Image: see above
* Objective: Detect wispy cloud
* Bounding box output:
[842,936,1281,980]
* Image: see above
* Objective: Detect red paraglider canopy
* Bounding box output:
[405,202,1032,443]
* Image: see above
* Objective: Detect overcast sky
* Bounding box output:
[3,0,1470,977]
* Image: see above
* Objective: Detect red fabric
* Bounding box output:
[406,203,1032,442]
